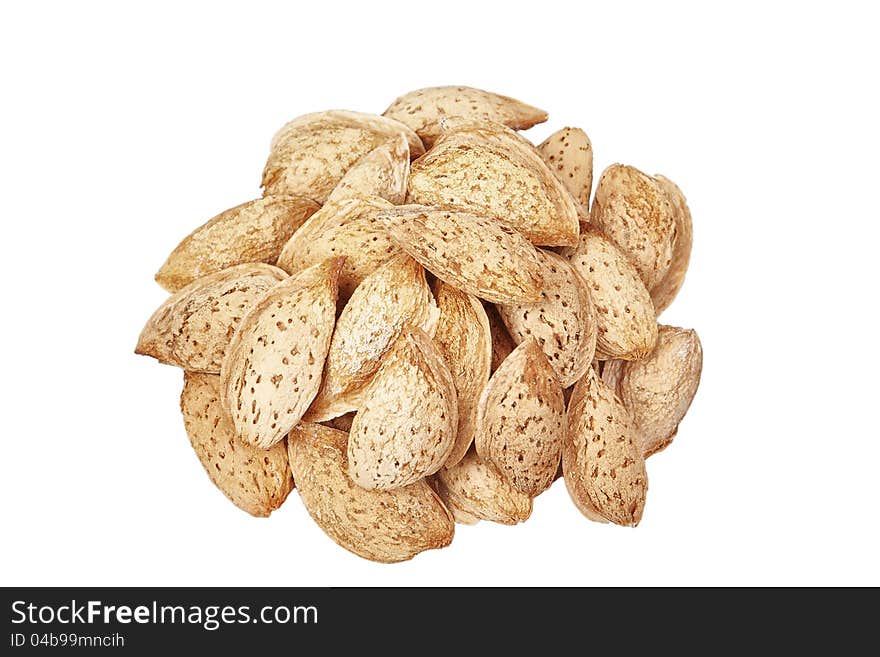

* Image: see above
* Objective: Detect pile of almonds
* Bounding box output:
[136,86,702,563]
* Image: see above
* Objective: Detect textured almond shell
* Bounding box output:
[383,86,547,147]
[262,110,424,202]
[431,281,492,467]
[276,195,399,301]
[288,423,454,563]
[474,339,566,497]
[435,449,532,525]
[565,230,658,360]
[563,368,647,526]
[155,196,320,293]
[590,164,676,290]
[181,372,293,517]
[326,134,409,204]
[221,258,342,448]
[497,250,597,387]
[651,175,693,316]
[614,325,702,456]
[379,204,544,304]
[305,254,439,422]
[407,129,579,246]
[136,263,287,373]
[538,127,593,209]
[348,328,458,490]
[485,302,516,372]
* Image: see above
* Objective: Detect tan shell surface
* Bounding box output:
[262,110,423,202]
[221,258,342,448]
[136,264,287,373]
[497,250,597,387]
[563,368,647,526]
[651,175,693,316]
[276,195,398,301]
[379,204,544,304]
[383,85,547,147]
[435,450,532,524]
[485,302,516,372]
[474,339,566,497]
[432,281,492,467]
[590,164,676,290]
[305,254,439,422]
[538,127,593,209]
[615,325,702,456]
[407,129,579,246]
[288,423,454,563]
[566,230,657,360]
[181,372,293,517]
[155,196,319,293]
[348,328,458,490]
[326,134,410,204]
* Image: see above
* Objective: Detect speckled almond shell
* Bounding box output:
[288,423,454,563]
[651,175,693,316]
[155,196,320,293]
[180,372,293,517]
[434,449,532,525]
[614,325,702,457]
[382,85,547,148]
[565,229,658,361]
[431,281,492,467]
[220,258,342,448]
[276,195,398,301]
[348,328,458,490]
[474,339,566,497]
[538,127,593,209]
[497,250,597,387]
[326,134,410,204]
[485,302,516,373]
[136,263,287,373]
[407,129,579,246]
[379,204,544,304]
[563,368,647,526]
[262,110,424,202]
[590,164,676,290]
[305,254,439,422]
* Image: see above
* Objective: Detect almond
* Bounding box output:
[305,254,439,422]
[430,281,491,467]
[288,422,454,563]
[485,302,516,372]
[221,258,342,448]
[497,249,597,387]
[379,204,544,304]
[474,338,566,497]
[326,134,410,204]
[538,127,593,209]
[565,229,658,360]
[180,372,293,517]
[262,110,424,202]
[136,263,287,373]
[434,449,532,524]
[321,412,355,433]
[613,325,702,456]
[563,368,647,526]
[348,327,458,490]
[407,128,579,246]
[590,164,676,290]
[383,85,547,147]
[155,196,319,293]
[651,175,693,316]
[276,195,399,301]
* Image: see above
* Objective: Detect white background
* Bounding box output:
[1,1,878,586]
